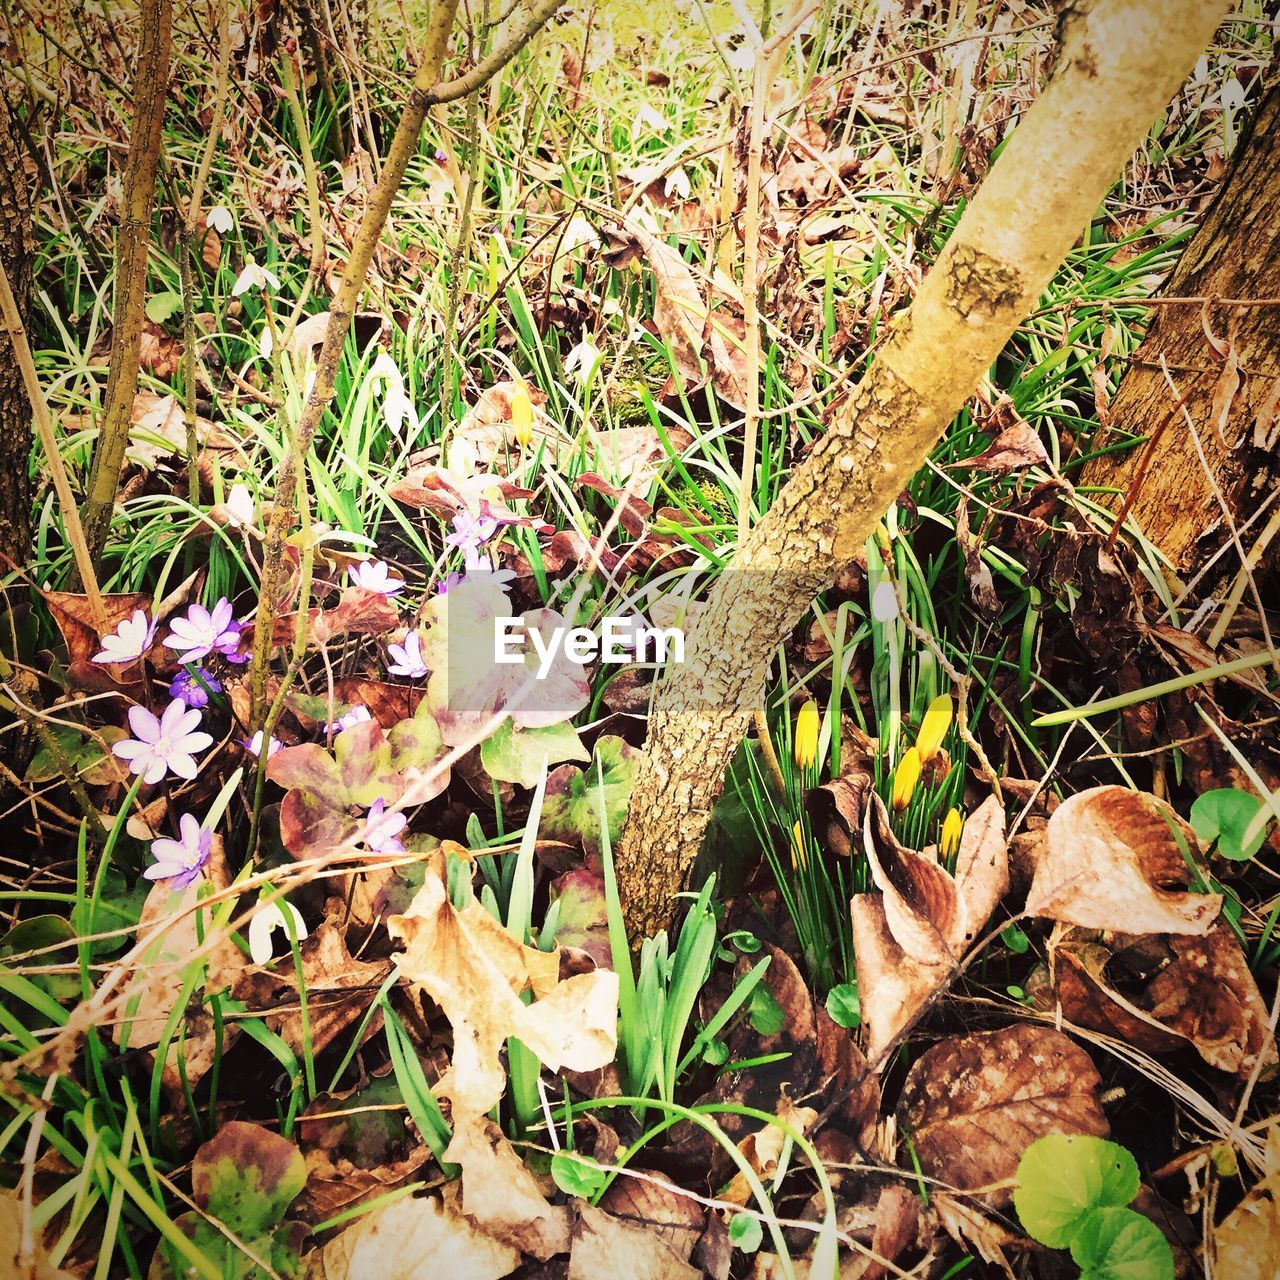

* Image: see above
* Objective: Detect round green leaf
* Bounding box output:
[480,716,589,789]
[729,1212,763,1253]
[1190,788,1270,861]
[825,982,861,1029]
[1014,1135,1140,1248]
[1070,1207,1173,1280]
[550,1151,609,1199]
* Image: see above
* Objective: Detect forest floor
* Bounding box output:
[2,2,1279,1278]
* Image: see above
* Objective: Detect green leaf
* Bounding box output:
[728,1212,763,1252]
[748,984,784,1036]
[541,735,640,856]
[550,1151,609,1198]
[145,291,184,323]
[1190,788,1270,861]
[1014,1135,1140,1248]
[1070,1207,1174,1280]
[480,717,588,789]
[191,1122,305,1236]
[825,982,861,1029]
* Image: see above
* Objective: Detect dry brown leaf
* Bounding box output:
[311,1188,520,1280]
[897,1024,1108,1209]
[127,392,219,469]
[388,855,618,1119]
[107,857,241,1095]
[852,795,1007,1060]
[933,1193,1020,1276]
[0,1190,76,1280]
[1026,786,1221,934]
[954,418,1049,473]
[231,923,389,1059]
[138,320,182,378]
[721,1098,818,1206]
[569,1203,700,1280]
[444,1116,571,1260]
[597,1173,703,1261]
[1211,1125,1280,1280]
[602,220,748,409]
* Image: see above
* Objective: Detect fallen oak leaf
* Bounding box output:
[852,795,1008,1061]
[310,1185,520,1280]
[444,1115,571,1260]
[1026,786,1220,935]
[388,847,618,1119]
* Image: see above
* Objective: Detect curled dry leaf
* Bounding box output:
[1025,786,1221,934]
[851,794,1008,1060]
[311,1186,519,1280]
[1211,1124,1280,1280]
[601,219,748,410]
[1051,923,1277,1078]
[388,848,618,1120]
[569,1203,700,1280]
[597,1172,704,1262]
[897,1024,1108,1209]
[444,1116,571,1260]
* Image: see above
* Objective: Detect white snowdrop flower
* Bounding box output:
[248,900,308,965]
[225,483,255,528]
[258,324,274,358]
[870,580,899,623]
[564,339,603,388]
[725,43,757,72]
[630,103,669,141]
[562,214,600,255]
[206,205,234,234]
[232,258,281,297]
[663,167,691,201]
[367,352,418,441]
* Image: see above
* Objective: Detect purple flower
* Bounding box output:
[348,560,405,596]
[112,699,214,785]
[387,630,429,679]
[243,730,282,759]
[92,610,157,664]
[326,705,372,735]
[434,147,448,164]
[163,598,242,664]
[437,570,464,595]
[169,666,222,708]
[145,813,212,888]
[445,511,499,556]
[362,798,407,854]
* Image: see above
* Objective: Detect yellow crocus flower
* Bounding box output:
[790,821,807,871]
[794,701,820,771]
[509,379,534,447]
[940,807,963,859]
[916,694,953,762]
[892,747,921,811]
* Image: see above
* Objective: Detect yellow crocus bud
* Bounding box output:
[940,807,963,859]
[794,701,819,771]
[892,747,921,811]
[509,379,534,447]
[790,821,807,871]
[916,694,953,763]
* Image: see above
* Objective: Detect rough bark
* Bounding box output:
[1081,76,1280,579]
[616,0,1233,940]
[77,0,174,574]
[0,100,35,569]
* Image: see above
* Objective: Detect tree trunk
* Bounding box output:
[0,100,34,568]
[615,0,1233,941]
[76,0,174,576]
[1081,76,1280,581]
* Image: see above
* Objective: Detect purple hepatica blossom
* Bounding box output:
[113,699,214,785]
[348,559,405,597]
[169,666,223,709]
[445,510,499,556]
[463,542,517,594]
[437,570,464,595]
[145,813,212,889]
[327,705,372,735]
[163,598,242,664]
[92,609,157,664]
[362,798,407,855]
[387,630,429,679]
[243,730,282,759]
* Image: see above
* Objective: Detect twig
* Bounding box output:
[0,262,104,625]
